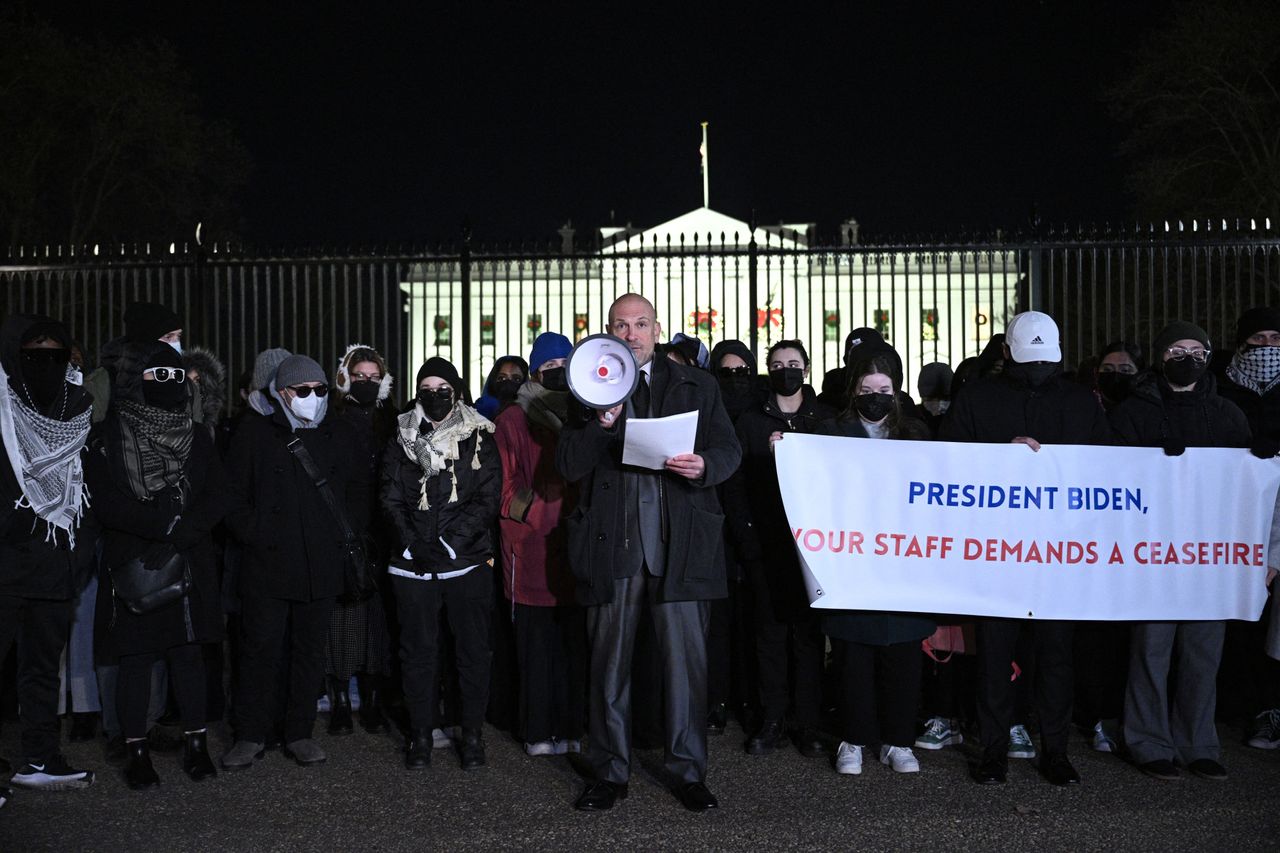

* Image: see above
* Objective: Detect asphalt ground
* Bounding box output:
[3,717,1279,852]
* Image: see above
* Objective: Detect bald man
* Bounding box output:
[557,294,741,812]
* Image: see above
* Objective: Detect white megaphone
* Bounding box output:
[566,334,640,416]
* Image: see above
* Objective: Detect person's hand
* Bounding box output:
[768,431,785,452]
[1267,567,1277,588]
[665,453,706,480]
[598,405,623,429]
[1251,436,1280,459]
[1011,436,1041,452]
[410,540,437,576]
[1162,439,1186,457]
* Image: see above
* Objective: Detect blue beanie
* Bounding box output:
[529,332,573,374]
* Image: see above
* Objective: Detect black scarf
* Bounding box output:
[112,399,194,502]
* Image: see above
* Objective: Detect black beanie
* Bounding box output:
[417,356,463,391]
[124,302,181,343]
[1235,307,1280,347]
[710,340,756,373]
[1153,321,1210,360]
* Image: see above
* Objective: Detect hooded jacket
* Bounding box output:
[1110,371,1250,450]
[183,346,228,432]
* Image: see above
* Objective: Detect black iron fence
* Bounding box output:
[3,220,1279,404]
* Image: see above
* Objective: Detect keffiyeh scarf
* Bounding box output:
[0,362,91,547]
[396,401,494,509]
[1227,346,1280,396]
[114,399,193,502]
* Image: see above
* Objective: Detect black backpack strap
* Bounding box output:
[286,436,356,541]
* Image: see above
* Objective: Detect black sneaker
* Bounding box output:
[10,755,95,790]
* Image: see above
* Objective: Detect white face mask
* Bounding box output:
[289,392,323,422]
[923,399,950,416]
[166,340,183,355]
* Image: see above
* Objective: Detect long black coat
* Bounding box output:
[939,371,1113,446]
[1110,372,1251,450]
[722,387,835,620]
[1217,371,1280,445]
[86,424,228,660]
[381,417,502,573]
[226,406,371,602]
[556,355,742,605]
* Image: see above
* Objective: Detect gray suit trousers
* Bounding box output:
[586,570,710,785]
[1123,620,1225,764]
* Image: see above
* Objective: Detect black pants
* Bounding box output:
[514,602,586,743]
[393,568,493,732]
[707,577,754,716]
[838,639,922,748]
[977,619,1074,758]
[1073,622,1130,725]
[750,566,823,728]
[0,594,71,762]
[921,651,978,726]
[235,592,333,743]
[119,643,206,739]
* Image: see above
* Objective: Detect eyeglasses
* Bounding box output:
[717,366,752,377]
[145,366,186,383]
[1165,346,1210,364]
[289,385,329,398]
[351,371,382,382]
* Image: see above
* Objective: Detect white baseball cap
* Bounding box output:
[1005,311,1062,363]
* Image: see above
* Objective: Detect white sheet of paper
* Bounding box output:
[622,410,699,470]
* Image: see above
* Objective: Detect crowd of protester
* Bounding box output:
[1,295,1278,813]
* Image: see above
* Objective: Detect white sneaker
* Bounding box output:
[915,717,963,750]
[1007,724,1037,759]
[525,740,556,757]
[431,727,455,749]
[552,738,582,755]
[879,745,921,773]
[1091,721,1117,753]
[834,742,863,775]
[9,756,94,790]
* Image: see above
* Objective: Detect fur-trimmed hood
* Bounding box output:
[183,345,227,425]
[335,342,393,403]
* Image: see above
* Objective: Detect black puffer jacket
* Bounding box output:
[1110,371,1250,449]
[939,371,1113,446]
[226,405,371,601]
[381,414,502,574]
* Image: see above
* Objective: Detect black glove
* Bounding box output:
[409,539,447,576]
[1162,439,1186,457]
[1251,436,1280,460]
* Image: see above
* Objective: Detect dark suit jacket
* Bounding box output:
[557,355,742,605]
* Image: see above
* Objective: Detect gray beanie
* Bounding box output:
[252,347,292,391]
[274,354,326,389]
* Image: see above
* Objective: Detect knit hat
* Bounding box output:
[1005,312,1062,363]
[124,302,181,343]
[251,347,292,391]
[917,362,954,398]
[529,333,573,374]
[710,339,755,373]
[1153,321,1210,359]
[1235,307,1280,347]
[417,356,463,392]
[274,354,327,389]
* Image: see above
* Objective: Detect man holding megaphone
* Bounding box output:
[557,294,742,813]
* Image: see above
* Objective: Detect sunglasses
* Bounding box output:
[21,348,69,364]
[289,385,329,398]
[146,366,186,383]
[717,366,753,377]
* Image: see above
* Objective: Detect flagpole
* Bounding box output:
[700,122,709,209]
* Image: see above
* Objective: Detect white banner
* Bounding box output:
[775,435,1280,621]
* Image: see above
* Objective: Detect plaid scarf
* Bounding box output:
[396,401,494,509]
[113,399,193,502]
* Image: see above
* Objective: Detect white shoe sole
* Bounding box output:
[1007,749,1036,759]
[11,772,95,791]
[883,761,920,773]
[835,763,862,775]
[1247,737,1280,750]
[914,734,962,750]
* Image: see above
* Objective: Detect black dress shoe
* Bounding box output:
[360,694,390,734]
[792,727,828,758]
[707,703,727,736]
[405,729,432,770]
[1187,758,1227,781]
[575,780,628,811]
[125,740,161,790]
[1041,752,1081,786]
[458,727,486,770]
[182,731,218,782]
[328,679,354,736]
[69,713,98,743]
[971,756,1008,785]
[745,720,785,755]
[676,781,719,812]
[1138,759,1181,781]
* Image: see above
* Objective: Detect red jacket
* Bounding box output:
[495,404,576,606]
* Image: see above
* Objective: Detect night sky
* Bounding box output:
[38,1,1170,245]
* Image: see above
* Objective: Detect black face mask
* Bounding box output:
[18,348,69,411]
[854,392,895,423]
[718,375,753,398]
[1096,373,1133,403]
[347,379,380,406]
[491,377,522,402]
[769,367,805,397]
[1004,361,1059,387]
[1163,357,1208,388]
[540,367,568,393]
[418,388,454,421]
[142,378,189,411]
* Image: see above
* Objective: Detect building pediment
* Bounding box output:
[601,207,808,252]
